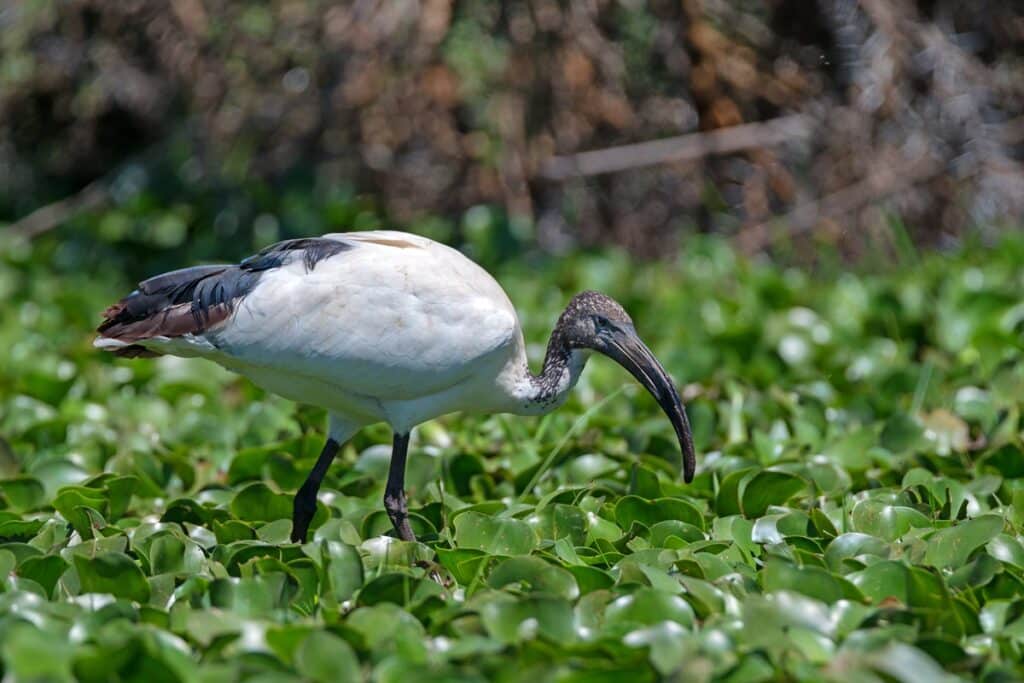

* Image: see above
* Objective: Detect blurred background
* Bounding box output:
[2,0,1023,275]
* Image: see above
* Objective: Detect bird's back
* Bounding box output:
[96,231,523,409]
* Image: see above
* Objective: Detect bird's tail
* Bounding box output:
[94,264,235,357]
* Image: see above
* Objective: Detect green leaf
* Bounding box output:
[762,558,863,604]
[824,533,891,572]
[478,594,575,644]
[741,470,806,518]
[73,552,151,603]
[52,485,107,537]
[880,413,925,453]
[103,475,138,521]
[209,573,294,616]
[295,630,361,682]
[716,468,755,517]
[316,540,364,602]
[436,547,490,586]
[603,587,695,633]
[1,622,74,682]
[454,511,538,556]
[648,520,705,547]
[525,503,587,545]
[614,496,704,531]
[849,560,908,604]
[987,534,1024,568]
[0,477,45,512]
[17,555,68,596]
[149,535,206,576]
[230,482,293,522]
[488,556,579,599]
[923,515,1003,569]
[851,499,931,541]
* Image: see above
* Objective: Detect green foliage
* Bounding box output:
[2,228,1024,680]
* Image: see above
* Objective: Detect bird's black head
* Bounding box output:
[557,291,634,349]
[557,290,698,482]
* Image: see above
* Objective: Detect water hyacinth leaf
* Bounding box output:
[346,603,426,653]
[880,413,926,453]
[478,595,575,644]
[622,620,691,675]
[230,482,293,522]
[103,475,137,521]
[567,565,615,595]
[715,468,755,517]
[1,622,75,682]
[149,535,206,576]
[295,630,361,683]
[357,572,424,607]
[454,511,538,556]
[317,540,364,602]
[978,443,1024,478]
[614,496,704,531]
[762,558,863,604]
[525,503,587,545]
[435,547,490,586]
[677,575,722,610]
[987,534,1024,568]
[488,556,579,599]
[52,486,108,537]
[851,499,931,541]
[849,560,909,604]
[923,515,1003,569]
[0,519,45,542]
[824,533,891,572]
[629,464,663,499]
[948,552,999,590]
[160,497,213,526]
[741,591,834,645]
[17,554,68,596]
[648,520,705,548]
[9,212,1024,679]
[208,573,294,617]
[0,476,45,512]
[73,553,151,603]
[741,470,807,518]
[602,588,695,633]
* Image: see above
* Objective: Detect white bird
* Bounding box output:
[95,231,696,543]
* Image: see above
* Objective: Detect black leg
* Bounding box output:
[291,438,340,543]
[384,432,416,542]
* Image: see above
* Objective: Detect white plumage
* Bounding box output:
[96,230,695,546]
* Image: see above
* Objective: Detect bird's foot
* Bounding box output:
[291,490,318,543]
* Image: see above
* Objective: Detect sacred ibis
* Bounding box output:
[95,231,697,544]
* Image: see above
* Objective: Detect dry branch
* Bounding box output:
[5,181,109,241]
[539,115,813,180]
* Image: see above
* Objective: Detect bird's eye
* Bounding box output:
[594,315,610,329]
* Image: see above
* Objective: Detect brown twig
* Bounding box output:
[539,115,813,180]
[5,180,110,241]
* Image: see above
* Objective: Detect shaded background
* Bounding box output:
[3,0,1023,273]
[5,4,1024,681]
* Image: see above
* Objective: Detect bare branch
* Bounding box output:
[539,115,813,180]
[5,181,110,241]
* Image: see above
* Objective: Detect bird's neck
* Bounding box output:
[500,328,590,416]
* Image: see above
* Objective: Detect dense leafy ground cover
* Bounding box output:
[2,231,1024,682]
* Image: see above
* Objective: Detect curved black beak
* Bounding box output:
[598,325,697,482]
